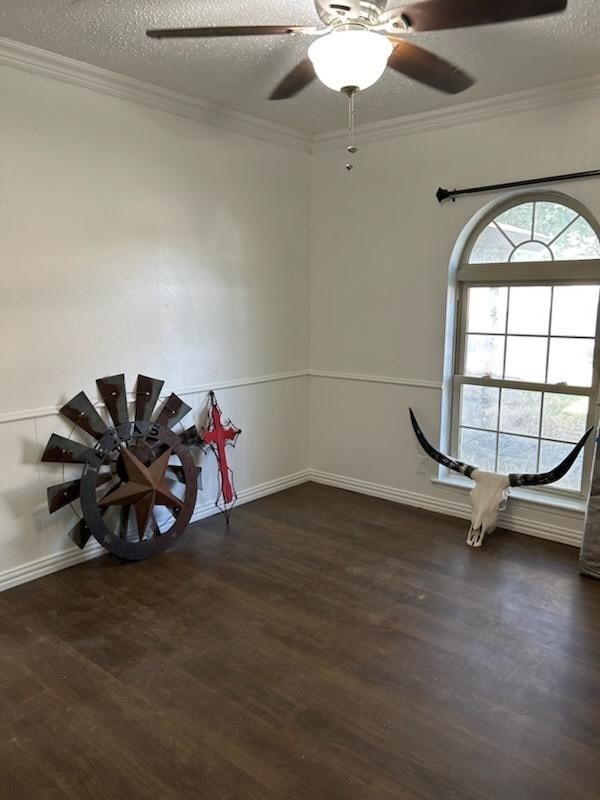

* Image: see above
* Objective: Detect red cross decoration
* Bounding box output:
[200,391,241,519]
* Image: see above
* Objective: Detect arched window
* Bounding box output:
[451,193,600,495]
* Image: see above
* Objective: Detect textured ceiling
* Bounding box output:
[1,1,599,134]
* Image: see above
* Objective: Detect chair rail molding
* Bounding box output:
[310,370,442,390]
[0,370,310,425]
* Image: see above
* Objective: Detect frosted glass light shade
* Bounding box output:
[308,30,393,92]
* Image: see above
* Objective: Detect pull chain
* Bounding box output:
[344,87,358,171]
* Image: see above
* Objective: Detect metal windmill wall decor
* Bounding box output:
[42,374,202,561]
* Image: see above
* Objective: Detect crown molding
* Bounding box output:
[312,73,600,150]
[0,36,312,153]
[3,35,600,156]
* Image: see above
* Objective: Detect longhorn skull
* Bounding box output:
[409,409,593,548]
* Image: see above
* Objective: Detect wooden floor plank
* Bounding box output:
[1,482,600,799]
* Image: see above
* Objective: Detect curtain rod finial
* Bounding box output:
[436,186,452,203]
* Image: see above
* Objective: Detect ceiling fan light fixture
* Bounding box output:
[308,28,393,92]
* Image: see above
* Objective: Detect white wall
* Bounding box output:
[0,64,310,588]
[3,49,599,591]
[309,96,600,543]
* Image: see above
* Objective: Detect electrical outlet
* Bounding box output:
[416,455,427,476]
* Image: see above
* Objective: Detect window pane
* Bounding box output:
[547,338,595,386]
[497,433,538,474]
[469,224,514,263]
[510,241,553,262]
[504,336,547,382]
[461,385,499,430]
[533,202,577,242]
[466,287,508,333]
[551,286,599,337]
[499,389,541,436]
[539,440,584,491]
[542,393,588,442]
[465,335,504,378]
[550,216,600,260]
[507,286,551,335]
[459,428,496,472]
[495,203,533,246]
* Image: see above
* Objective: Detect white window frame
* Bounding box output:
[451,192,600,501]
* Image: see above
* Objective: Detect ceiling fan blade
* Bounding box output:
[382,0,567,32]
[387,40,474,93]
[147,25,320,40]
[270,59,317,100]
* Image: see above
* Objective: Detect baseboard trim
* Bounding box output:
[2,465,581,591]
[0,541,106,594]
[0,469,311,593]
[309,469,583,548]
[188,469,312,525]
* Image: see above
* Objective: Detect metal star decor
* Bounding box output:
[98,448,183,540]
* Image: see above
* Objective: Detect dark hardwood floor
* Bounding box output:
[2,482,600,799]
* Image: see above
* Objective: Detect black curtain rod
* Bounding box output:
[436,168,600,203]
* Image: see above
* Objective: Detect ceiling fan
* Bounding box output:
[146,0,568,100]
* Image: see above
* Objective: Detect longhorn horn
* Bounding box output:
[509,427,594,487]
[409,409,476,478]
